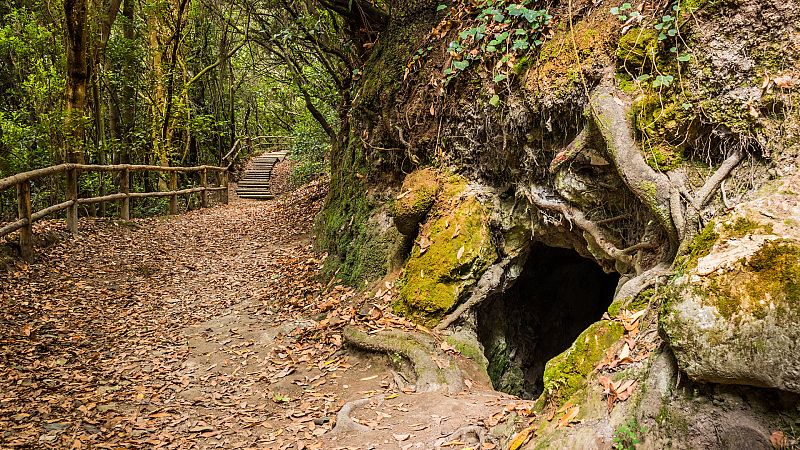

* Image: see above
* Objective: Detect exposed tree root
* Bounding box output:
[342,326,463,393]
[333,397,373,433]
[614,262,672,303]
[433,81,746,334]
[588,85,679,253]
[434,259,514,332]
[524,185,632,265]
[435,425,493,448]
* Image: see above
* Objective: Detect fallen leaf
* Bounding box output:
[557,405,580,428]
[770,430,787,449]
[393,433,410,441]
[508,424,536,449]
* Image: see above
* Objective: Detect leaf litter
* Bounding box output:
[1,179,519,449]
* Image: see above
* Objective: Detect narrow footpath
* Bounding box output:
[0,178,517,450]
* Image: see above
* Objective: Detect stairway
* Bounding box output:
[235,153,285,200]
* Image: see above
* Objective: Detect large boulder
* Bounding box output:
[395,177,498,326]
[662,175,800,392]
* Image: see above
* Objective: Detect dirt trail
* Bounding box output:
[0,182,515,449]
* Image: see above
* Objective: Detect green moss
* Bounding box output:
[530,10,618,98]
[540,321,624,407]
[682,221,719,269]
[395,192,498,326]
[746,240,800,305]
[696,239,800,320]
[609,288,655,316]
[485,338,526,396]
[445,335,489,370]
[722,217,773,239]
[645,144,685,171]
[631,91,696,159]
[616,28,660,74]
[344,215,405,284]
[640,180,658,202]
[392,168,441,235]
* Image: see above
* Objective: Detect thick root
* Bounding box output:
[588,84,679,252]
[333,397,372,433]
[342,327,463,393]
[434,259,514,332]
[435,425,493,448]
[614,262,672,304]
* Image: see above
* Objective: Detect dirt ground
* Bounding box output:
[0,181,518,449]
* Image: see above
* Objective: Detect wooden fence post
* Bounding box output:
[17,180,33,259]
[66,167,78,233]
[98,171,106,217]
[169,171,178,215]
[121,169,130,220]
[200,169,208,208]
[222,171,229,205]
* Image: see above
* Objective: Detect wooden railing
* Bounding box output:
[0,164,229,259]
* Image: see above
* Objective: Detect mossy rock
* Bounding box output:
[616,27,660,74]
[539,320,624,407]
[663,235,800,393]
[391,168,441,235]
[527,9,618,101]
[395,193,498,326]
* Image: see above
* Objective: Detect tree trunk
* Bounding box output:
[64,0,89,164]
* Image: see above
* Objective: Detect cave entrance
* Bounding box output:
[477,243,619,399]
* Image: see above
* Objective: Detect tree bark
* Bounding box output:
[64,0,89,164]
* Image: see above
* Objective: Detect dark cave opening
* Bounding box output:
[477,243,619,399]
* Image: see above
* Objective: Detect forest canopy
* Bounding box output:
[0,0,381,183]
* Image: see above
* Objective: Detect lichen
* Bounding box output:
[539,320,625,407]
[394,188,498,326]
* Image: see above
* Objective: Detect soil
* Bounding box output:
[0,182,515,449]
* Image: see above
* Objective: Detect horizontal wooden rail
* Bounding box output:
[0,163,230,259]
[0,164,226,192]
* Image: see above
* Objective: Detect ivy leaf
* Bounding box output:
[489,94,501,107]
[512,38,530,51]
[677,53,691,62]
[489,31,510,46]
[493,73,508,82]
[436,4,448,11]
[452,60,470,71]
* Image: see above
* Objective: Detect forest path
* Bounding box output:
[0,181,512,449]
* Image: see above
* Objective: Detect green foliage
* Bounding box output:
[610,3,640,21]
[0,6,65,178]
[613,419,645,450]
[412,0,552,88]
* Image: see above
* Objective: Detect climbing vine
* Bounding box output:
[406,0,552,95]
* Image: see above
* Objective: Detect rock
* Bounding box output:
[391,168,441,235]
[540,320,624,405]
[663,228,800,392]
[395,179,497,326]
